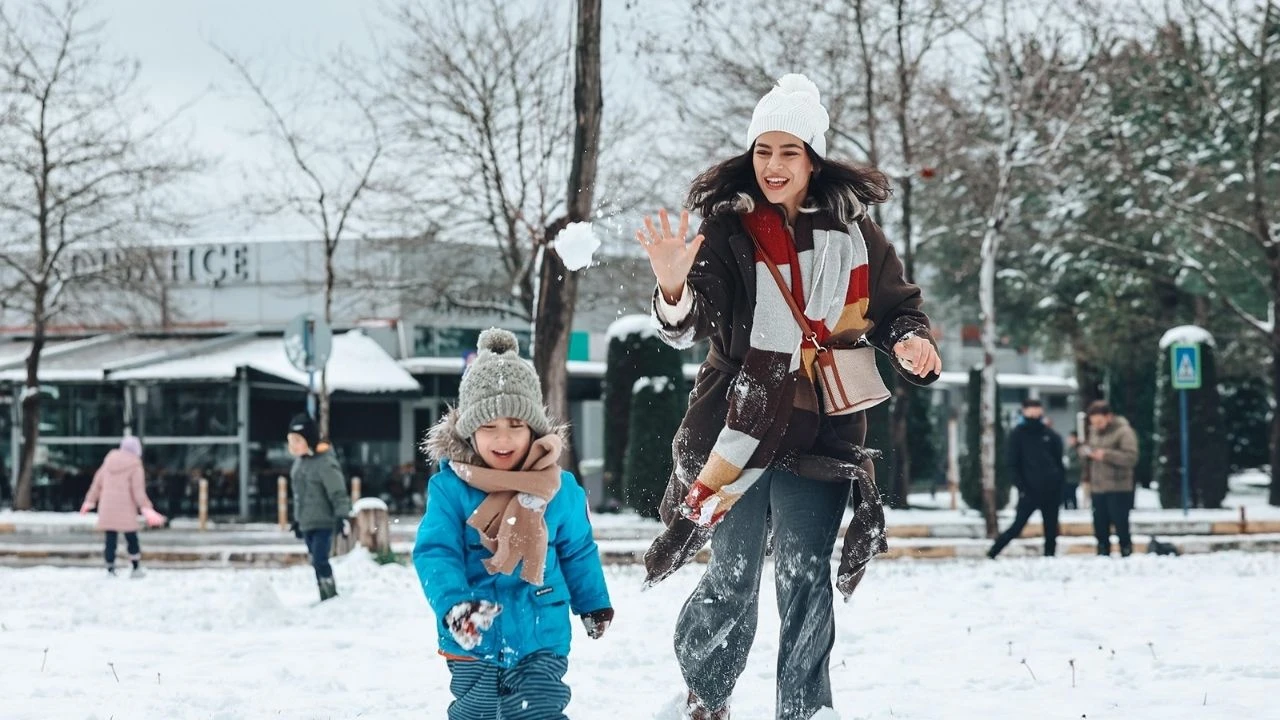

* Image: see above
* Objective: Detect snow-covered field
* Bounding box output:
[2,550,1276,720]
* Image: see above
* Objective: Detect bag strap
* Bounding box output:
[742,225,825,350]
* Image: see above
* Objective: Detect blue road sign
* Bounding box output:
[1170,344,1201,390]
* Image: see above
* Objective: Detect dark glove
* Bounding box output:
[336,517,351,537]
[445,600,502,650]
[581,607,614,640]
[290,521,302,540]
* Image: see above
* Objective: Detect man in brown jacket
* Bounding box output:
[1082,401,1140,556]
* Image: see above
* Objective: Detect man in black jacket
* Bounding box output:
[988,398,1065,558]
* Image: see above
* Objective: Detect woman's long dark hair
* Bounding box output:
[685,144,892,225]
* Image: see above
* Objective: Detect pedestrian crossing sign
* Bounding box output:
[1170,344,1201,390]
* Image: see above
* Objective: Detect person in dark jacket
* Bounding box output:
[637,73,941,720]
[287,413,351,601]
[988,399,1065,558]
[1063,431,1082,509]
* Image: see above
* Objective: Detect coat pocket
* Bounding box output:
[529,583,571,646]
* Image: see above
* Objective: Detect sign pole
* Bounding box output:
[1178,389,1191,516]
[1169,342,1201,516]
[304,319,316,419]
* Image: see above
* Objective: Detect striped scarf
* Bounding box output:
[692,206,872,514]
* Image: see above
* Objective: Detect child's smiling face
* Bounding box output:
[473,417,533,471]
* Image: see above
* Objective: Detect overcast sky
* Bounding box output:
[76,0,668,238]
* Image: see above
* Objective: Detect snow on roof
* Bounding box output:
[606,314,660,342]
[400,356,702,381]
[110,330,420,393]
[0,336,202,382]
[1158,325,1215,349]
[935,371,1078,392]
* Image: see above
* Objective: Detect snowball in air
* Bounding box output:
[552,222,600,271]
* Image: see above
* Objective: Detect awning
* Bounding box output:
[0,335,199,382]
[112,330,421,394]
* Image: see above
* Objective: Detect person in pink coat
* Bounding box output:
[80,436,166,577]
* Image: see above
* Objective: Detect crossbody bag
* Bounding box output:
[744,228,891,416]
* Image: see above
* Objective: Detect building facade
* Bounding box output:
[0,234,1075,516]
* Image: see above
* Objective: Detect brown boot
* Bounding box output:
[685,690,729,720]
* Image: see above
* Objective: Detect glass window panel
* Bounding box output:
[142,384,236,437]
[37,385,124,437]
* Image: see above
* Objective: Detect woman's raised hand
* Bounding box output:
[636,208,704,303]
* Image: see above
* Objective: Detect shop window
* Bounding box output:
[415,325,532,359]
[142,384,236,437]
[28,443,117,511]
[146,443,240,517]
[37,385,125,437]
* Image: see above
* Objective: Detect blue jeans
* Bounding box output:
[104,531,140,567]
[445,652,570,720]
[303,529,333,579]
[675,468,850,720]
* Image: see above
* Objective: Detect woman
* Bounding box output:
[80,436,166,577]
[636,74,942,720]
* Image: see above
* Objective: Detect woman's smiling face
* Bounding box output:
[752,131,813,217]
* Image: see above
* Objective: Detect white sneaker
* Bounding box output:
[130,567,146,579]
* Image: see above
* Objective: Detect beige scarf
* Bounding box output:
[453,434,563,585]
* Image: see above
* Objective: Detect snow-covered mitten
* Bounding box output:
[141,507,167,528]
[336,518,352,537]
[678,481,729,528]
[290,521,303,539]
[580,608,614,639]
[445,600,502,650]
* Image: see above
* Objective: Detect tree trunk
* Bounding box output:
[535,246,580,478]
[14,314,47,511]
[1271,305,1280,506]
[534,0,601,483]
[978,223,1001,538]
[319,244,337,438]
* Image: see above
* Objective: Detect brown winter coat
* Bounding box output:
[648,208,938,598]
[84,449,154,532]
[1084,416,1140,494]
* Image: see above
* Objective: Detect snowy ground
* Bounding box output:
[2,550,1276,720]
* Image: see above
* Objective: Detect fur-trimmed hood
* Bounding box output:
[421,408,570,465]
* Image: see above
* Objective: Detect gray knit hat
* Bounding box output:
[455,328,552,440]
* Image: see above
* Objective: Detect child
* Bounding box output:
[415,328,612,720]
[79,436,166,577]
[286,412,352,602]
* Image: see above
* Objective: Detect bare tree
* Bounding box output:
[216,47,386,437]
[846,0,982,507]
[533,0,603,478]
[961,0,1108,534]
[382,0,575,324]
[0,0,201,510]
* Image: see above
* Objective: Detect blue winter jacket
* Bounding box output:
[413,459,611,668]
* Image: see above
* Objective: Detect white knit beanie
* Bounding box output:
[745,73,830,157]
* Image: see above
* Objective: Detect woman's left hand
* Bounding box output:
[893,336,942,377]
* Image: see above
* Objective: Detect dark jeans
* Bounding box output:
[303,529,334,579]
[1062,483,1079,510]
[104,531,141,567]
[675,468,850,720]
[445,652,570,720]
[989,489,1061,557]
[1092,491,1133,555]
